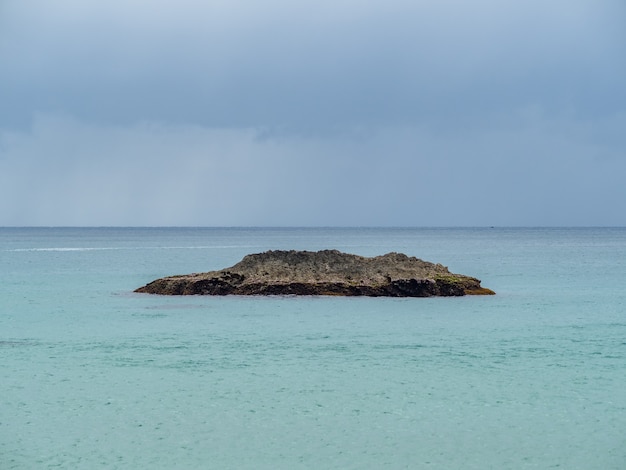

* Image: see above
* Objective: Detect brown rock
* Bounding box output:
[135,250,495,297]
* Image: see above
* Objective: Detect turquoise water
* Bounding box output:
[1,227,625,469]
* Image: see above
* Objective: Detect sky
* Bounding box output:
[1,0,625,226]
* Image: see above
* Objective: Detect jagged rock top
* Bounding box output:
[135,249,495,297]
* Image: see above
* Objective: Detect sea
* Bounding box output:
[1,227,625,469]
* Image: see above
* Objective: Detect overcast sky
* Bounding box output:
[1,0,625,226]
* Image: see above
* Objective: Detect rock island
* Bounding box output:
[135,250,495,297]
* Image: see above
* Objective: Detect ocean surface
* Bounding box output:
[1,227,625,469]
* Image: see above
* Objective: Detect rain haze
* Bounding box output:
[1,0,625,226]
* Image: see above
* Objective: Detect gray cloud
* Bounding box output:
[3,0,624,130]
[0,1,624,225]
[1,111,624,226]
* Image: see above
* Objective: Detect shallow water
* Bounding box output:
[2,227,625,469]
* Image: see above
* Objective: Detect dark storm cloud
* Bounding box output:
[3,0,624,130]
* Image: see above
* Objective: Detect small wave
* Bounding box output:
[7,245,264,252]
[0,339,39,347]
[10,247,119,252]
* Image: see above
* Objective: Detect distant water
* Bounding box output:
[1,227,625,469]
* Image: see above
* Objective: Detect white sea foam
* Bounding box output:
[7,245,263,252]
[10,247,119,252]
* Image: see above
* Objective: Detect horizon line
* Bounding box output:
[1,225,625,229]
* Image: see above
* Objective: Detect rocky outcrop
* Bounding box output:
[135,250,495,297]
